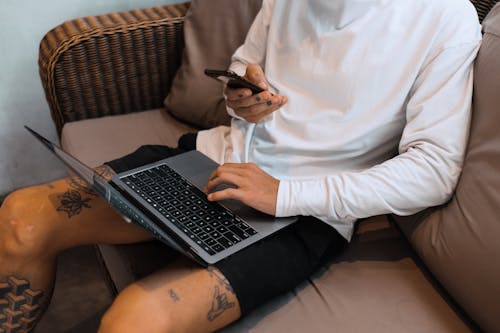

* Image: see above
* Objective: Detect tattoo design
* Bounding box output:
[0,276,45,333]
[168,289,180,302]
[206,286,235,322]
[57,190,91,218]
[207,266,234,293]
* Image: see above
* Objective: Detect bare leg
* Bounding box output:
[99,257,241,333]
[0,166,152,332]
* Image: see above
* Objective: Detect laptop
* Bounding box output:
[25,126,297,266]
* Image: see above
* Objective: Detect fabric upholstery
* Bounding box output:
[222,216,472,332]
[61,109,196,168]
[392,5,500,333]
[164,0,262,129]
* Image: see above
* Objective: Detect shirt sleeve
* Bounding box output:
[226,0,274,119]
[276,40,481,221]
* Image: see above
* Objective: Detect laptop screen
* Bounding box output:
[24,126,107,192]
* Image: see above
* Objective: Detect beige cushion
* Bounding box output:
[164,0,262,129]
[392,5,500,333]
[223,216,471,333]
[61,109,196,167]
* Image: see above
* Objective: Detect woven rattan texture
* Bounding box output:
[472,0,500,21]
[38,3,190,134]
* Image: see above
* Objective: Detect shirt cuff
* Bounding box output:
[226,105,244,120]
[276,178,332,218]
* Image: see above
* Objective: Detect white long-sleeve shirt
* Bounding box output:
[197,0,481,241]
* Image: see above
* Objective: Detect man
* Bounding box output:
[0,0,481,332]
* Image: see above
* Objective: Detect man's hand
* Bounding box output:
[225,64,288,123]
[204,163,279,216]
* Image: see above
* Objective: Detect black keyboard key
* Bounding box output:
[247,228,258,235]
[191,227,202,234]
[205,238,217,247]
[229,225,250,239]
[212,244,224,253]
[199,233,211,241]
[210,231,221,239]
[224,232,242,244]
[197,221,207,228]
[237,222,252,230]
[203,246,216,255]
[218,237,234,249]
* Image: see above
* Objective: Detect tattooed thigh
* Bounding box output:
[0,276,45,332]
[49,165,116,219]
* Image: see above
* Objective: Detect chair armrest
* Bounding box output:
[39,2,190,134]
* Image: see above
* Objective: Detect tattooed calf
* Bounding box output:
[0,276,45,333]
[207,286,235,322]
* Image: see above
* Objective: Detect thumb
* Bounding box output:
[244,64,268,90]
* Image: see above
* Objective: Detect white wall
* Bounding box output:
[0,0,183,196]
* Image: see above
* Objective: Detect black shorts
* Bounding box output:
[106,134,348,315]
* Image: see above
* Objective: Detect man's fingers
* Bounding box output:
[207,188,244,203]
[226,91,273,107]
[245,64,268,90]
[204,163,279,215]
[206,164,250,193]
[224,86,253,101]
[205,173,242,194]
[206,163,258,192]
[208,163,246,181]
[228,95,287,123]
[234,103,283,124]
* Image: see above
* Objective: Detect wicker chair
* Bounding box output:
[37,1,500,331]
[39,3,190,135]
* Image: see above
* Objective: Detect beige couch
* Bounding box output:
[38,1,500,332]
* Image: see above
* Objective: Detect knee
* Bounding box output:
[0,188,54,257]
[98,310,123,333]
[98,286,173,333]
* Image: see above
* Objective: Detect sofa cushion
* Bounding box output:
[221,216,471,333]
[60,109,196,167]
[164,0,262,129]
[392,5,500,333]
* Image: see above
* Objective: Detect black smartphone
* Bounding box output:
[204,69,264,95]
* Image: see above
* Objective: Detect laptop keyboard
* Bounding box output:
[121,164,258,255]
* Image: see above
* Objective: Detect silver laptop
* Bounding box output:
[26,126,297,266]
